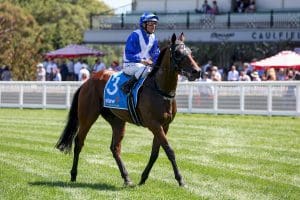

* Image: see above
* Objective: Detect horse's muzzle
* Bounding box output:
[188,69,201,81]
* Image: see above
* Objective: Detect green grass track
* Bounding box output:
[0,108,299,200]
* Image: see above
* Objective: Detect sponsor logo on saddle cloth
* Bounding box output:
[104,71,146,110]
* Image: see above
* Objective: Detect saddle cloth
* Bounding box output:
[103,72,146,110]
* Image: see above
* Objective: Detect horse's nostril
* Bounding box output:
[192,69,201,78]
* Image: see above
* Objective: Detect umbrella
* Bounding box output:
[45,44,105,59]
[251,50,300,70]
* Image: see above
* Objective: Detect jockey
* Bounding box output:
[121,12,160,94]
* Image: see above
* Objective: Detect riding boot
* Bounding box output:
[122,76,138,94]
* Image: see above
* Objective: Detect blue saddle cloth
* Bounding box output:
[103,72,146,110]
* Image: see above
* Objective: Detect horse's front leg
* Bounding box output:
[139,136,160,185]
[162,141,185,186]
[109,120,133,186]
[148,125,185,186]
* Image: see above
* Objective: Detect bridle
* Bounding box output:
[170,42,192,77]
[153,42,193,100]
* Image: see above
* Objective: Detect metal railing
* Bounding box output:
[0,81,299,116]
[90,10,300,30]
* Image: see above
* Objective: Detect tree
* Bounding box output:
[0,2,42,80]
[0,0,111,80]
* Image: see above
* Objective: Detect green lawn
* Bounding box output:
[0,108,299,200]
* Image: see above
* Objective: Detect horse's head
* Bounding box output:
[170,33,201,81]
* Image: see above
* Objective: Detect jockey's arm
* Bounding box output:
[125,32,143,63]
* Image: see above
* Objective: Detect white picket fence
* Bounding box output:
[0,81,299,116]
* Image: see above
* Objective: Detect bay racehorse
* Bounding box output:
[56,33,201,187]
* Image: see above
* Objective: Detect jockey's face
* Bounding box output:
[144,21,157,34]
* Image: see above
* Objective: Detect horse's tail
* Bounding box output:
[55,86,81,153]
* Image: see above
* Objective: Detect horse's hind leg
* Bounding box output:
[70,124,94,182]
[71,104,100,181]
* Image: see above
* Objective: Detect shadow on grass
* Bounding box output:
[28,181,125,191]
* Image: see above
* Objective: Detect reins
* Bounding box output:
[144,42,191,100]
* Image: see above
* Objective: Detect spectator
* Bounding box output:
[209,1,219,15]
[236,0,247,13]
[239,70,251,81]
[108,60,122,71]
[243,62,253,78]
[199,72,214,96]
[45,58,58,81]
[211,66,222,81]
[286,70,295,80]
[276,68,286,81]
[1,66,12,81]
[59,60,69,81]
[202,60,212,74]
[196,0,211,14]
[245,0,256,13]
[267,68,277,81]
[92,58,106,73]
[227,65,239,81]
[251,71,261,81]
[82,59,89,71]
[66,59,75,81]
[234,0,241,12]
[74,59,82,81]
[294,70,300,80]
[36,63,46,81]
[52,68,62,81]
[79,65,90,81]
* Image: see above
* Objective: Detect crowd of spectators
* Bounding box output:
[234,0,256,13]
[36,58,122,82]
[195,0,256,15]
[1,55,300,83]
[195,0,219,15]
[180,60,300,82]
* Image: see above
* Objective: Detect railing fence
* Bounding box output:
[0,81,299,116]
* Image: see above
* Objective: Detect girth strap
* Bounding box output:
[127,92,142,126]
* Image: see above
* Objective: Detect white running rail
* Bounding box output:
[0,81,299,116]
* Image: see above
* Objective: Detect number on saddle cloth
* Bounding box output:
[103,72,146,110]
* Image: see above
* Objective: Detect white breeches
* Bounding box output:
[123,63,151,79]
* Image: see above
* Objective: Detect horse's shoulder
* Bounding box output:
[91,70,115,81]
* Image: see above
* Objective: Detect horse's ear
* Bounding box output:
[179,32,185,41]
[171,33,176,44]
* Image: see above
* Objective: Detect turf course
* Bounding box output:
[0,108,299,200]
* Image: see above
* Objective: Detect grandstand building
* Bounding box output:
[84,0,300,44]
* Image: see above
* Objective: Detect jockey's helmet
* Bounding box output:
[139,12,159,27]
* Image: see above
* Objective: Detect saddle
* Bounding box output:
[103,72,146,125]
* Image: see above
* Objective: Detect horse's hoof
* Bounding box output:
[179,181,186,187]
[138,181,145,186]
[70,177,76,182]
[124,180,135,187]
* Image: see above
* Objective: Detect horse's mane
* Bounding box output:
[148,47,168,77]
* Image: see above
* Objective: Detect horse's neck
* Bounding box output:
[155,50,178,95]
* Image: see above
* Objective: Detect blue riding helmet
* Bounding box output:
[139,12,159,27]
